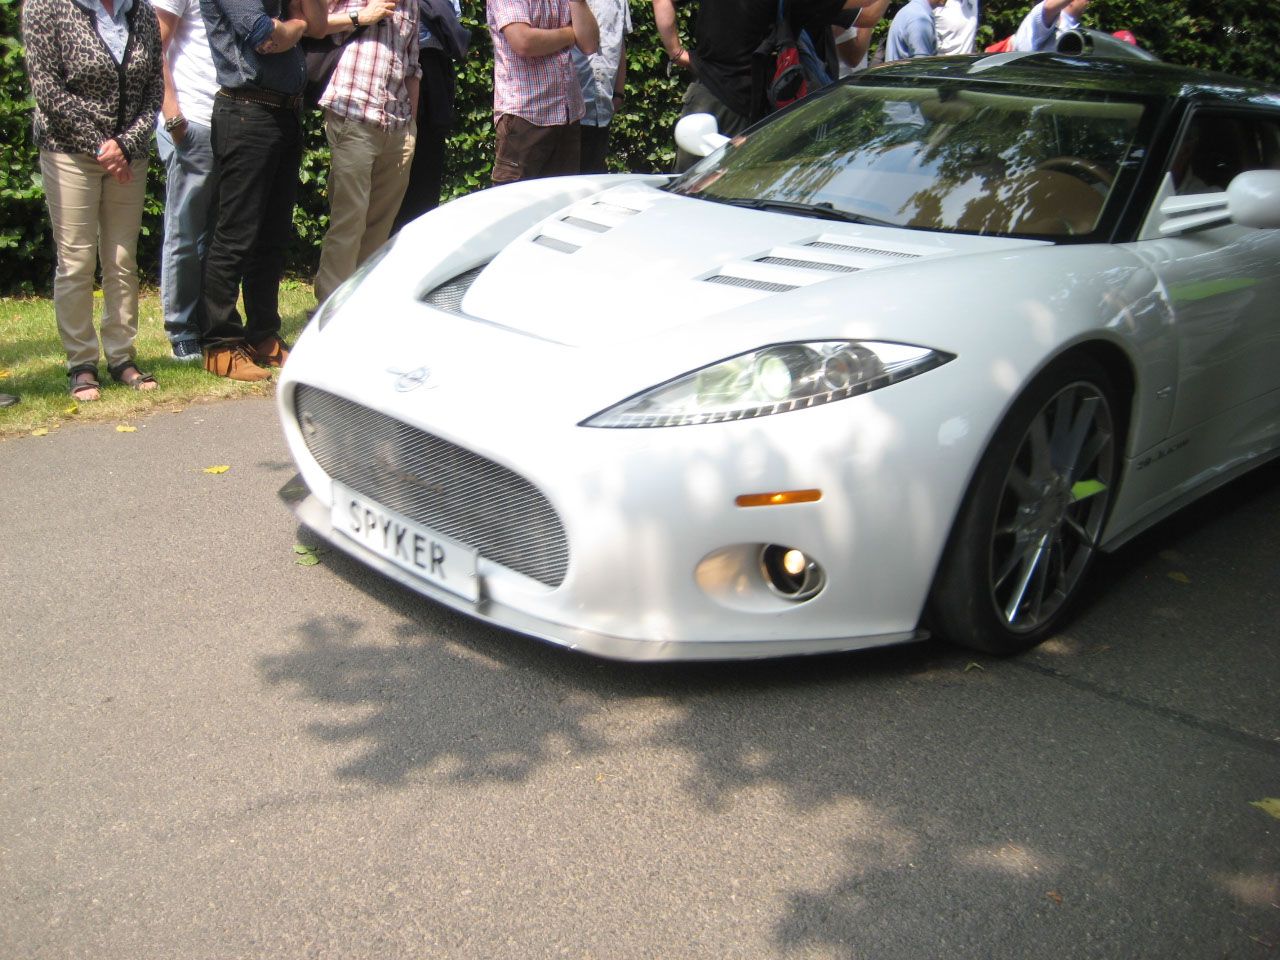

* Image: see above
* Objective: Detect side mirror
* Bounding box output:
[1158,170,1280,235]
[1226,169,1280,229]
[674,113,730,159]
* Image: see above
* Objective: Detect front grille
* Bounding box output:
[294,386,569,587]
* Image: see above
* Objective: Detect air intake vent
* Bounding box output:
[756,256,857,273]
[806,241,920,259]
[533,235,580,253]
[705,275,798,293]
[592,201,640,216]
[421,264,486,313]
[561,216,611,233]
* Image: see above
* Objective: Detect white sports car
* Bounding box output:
[278,53,1280,661]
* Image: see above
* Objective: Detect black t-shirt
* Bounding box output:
[690,0,850,120]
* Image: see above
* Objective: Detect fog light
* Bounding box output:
[760,544,826,601]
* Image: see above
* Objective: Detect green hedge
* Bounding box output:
[2,0,1277,296]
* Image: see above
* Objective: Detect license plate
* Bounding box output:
[331,481,479,601]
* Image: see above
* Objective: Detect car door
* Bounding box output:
[1131,107,1280,470]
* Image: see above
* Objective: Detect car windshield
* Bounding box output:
[668,79,1152,239]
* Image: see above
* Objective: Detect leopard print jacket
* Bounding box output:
[22,0,164,164]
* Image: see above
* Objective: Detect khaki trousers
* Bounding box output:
[314,112,415,304]
[39,150,148,372]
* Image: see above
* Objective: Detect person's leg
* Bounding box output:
[393,48,453,230]
[543,121,581,177]
[97,155,149,379]
[242,105,302,348]
[202,98,283,346]
[158,120,216,357]
[579,122,610,174]
[357,120,414,267]
[494,115,563,184]
[314,112,378,304]
[39,150,103,377]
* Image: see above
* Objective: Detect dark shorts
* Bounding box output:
[493,114,581,185]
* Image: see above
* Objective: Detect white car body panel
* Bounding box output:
[277,71,1280,660]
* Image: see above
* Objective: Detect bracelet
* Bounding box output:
[349,9,359,26]
[163,114,187,133]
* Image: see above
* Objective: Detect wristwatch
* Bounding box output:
[349,9,359,26]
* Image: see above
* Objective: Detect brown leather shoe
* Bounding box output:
[249,335,290,368]
[204,344,271,381]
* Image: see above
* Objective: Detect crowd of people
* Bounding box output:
[9,0,1098,407]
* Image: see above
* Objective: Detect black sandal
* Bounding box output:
[68,365,101,401]
[109,361,158,390]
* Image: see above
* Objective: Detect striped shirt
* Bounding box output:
[319,0,421,128]
[488,0,583,126]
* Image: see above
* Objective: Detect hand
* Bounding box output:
[356,0,395,25]
[96,139,132,184]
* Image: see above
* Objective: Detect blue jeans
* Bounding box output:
[157,121,216,347]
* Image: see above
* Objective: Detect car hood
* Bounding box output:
[410,179,1048,350]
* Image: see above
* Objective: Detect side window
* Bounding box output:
[1170,113,1280,195]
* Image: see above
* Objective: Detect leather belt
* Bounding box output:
[217,86,302,110]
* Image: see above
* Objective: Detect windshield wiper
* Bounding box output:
[713,197,892,226]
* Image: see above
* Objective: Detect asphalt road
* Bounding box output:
[2,396,1277,959]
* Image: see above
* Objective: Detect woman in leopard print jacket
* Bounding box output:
[22,0,164,400]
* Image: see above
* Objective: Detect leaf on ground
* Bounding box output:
[1168,571,1191,584]
[170,408,183,413]
[203,464,230,474]
[64,403,78,415]
[295,553,320,566]
[0,369,10,379]
[1046,891,1064,903]
[1250,798,1280,819]
[293,544,317,555]
[116,425,137,433]
[30,427,48,437]
[964,661,985,672]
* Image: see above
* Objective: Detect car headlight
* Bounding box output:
[312,234,399,331]
[581,341,953,428]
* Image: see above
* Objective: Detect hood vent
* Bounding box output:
[592,200,640,216]
[561,215,611,233]
[806,240,920,260]
[705,275,798,293]
[757,255,856,273]
[532,234,581,253]
[421,263,487,313]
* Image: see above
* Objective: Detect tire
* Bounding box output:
[929,355,1121,654]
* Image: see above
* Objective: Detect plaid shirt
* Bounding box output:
[319,0,421,128]
[488,0,584,126]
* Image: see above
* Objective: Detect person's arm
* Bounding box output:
[610,38,626,111]
[570,0,598,55]
[1039,0,1073,26]
[651,0,690,71]
[20,0,91,143]
[156,8,188,143]
[306,0,394,39]
[501,20,576,57]
[854,0,889,27]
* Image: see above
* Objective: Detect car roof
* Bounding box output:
[860,53,1280,109]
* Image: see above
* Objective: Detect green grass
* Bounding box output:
[0,281,315,439]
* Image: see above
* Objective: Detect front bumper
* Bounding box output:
[280,475,926,662]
